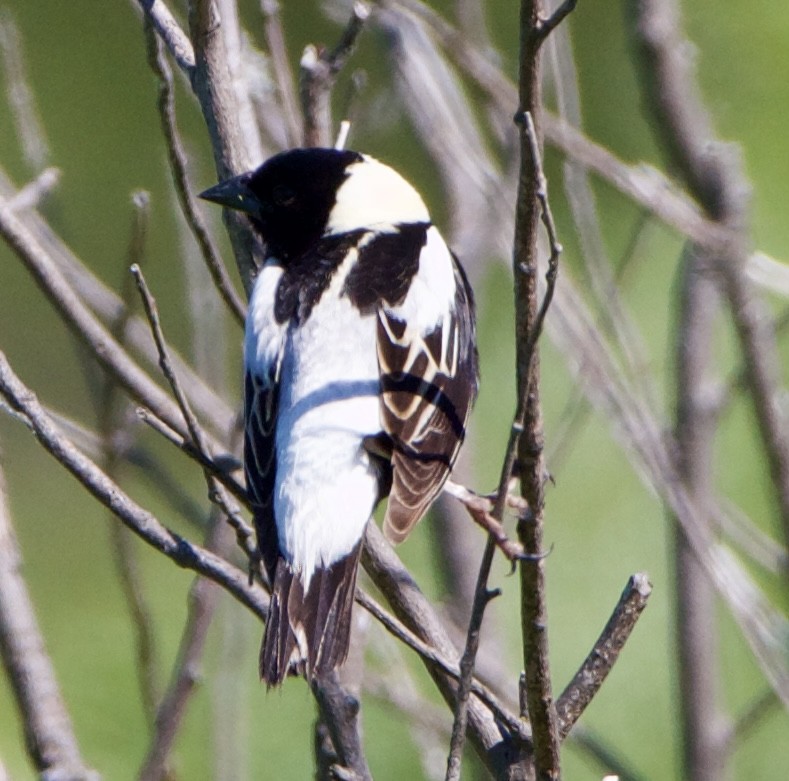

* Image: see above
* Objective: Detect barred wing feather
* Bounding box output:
[377,258,478,543]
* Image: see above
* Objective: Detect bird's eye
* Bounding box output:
[272,185,297,207]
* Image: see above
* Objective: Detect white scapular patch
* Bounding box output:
[273,254,381,590]
[326,155,430,235]
[385,226,457,334]
[245,260,287,385]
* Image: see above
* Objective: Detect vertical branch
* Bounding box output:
[673,249,728,781]
[513,3,569,779]
[260,0,302,147]
[143,17,246,325]
[0,457,98,781]
[188,0,259,293]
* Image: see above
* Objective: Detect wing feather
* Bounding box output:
[377,252,478,543]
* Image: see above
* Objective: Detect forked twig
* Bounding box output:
[300,2,369,146]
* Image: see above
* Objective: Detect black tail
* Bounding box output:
[260,541,363,686]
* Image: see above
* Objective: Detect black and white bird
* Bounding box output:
[201,148,478,686]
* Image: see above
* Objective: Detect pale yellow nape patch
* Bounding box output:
[326,155,430,235]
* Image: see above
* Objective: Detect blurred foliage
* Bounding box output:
[1,1,788,779]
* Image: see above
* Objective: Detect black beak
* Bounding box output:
[199,173,261,216]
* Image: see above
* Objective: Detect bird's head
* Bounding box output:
[200,148,430,260]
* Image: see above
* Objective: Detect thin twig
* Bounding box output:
[356,590,530,742]
[139,511,228,781]
[534,0,578,45]
[724,688,780,752]
[0,164,236,438]
[555,573,652,737]
[0,350,269,621]
[143,17,246,326]
[0,9,50,170]
[137,0,196,74]
[6,167,60,213]
[0,457,99,781]
[130,265,259,567]
[188,0,260,294]
[0,190,225,451]
[300,2,369,146]
[260,0,302,147]
[361,523,533,778]
[568,725,649,781]
[628,0,789,559]
[136,407,249,507]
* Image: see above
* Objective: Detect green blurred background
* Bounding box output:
[1,1,788,779]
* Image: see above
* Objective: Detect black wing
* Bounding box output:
[244,369,280,584]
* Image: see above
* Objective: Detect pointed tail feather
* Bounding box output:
[260,541,363,686]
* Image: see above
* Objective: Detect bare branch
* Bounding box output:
[361,523,533,779]
[355,590,529,740]
[130,266,259,567]
[136,407,249,510]
[260,0,302,147]
[188,0,260,293]
[139,514,228,781]
[512,5,561,778]
[628,0,789,556]
[724,688,781,752]
[6,167,60,212]
[672,245,728,780]
[534,0,577,45]
[312,672,373,781]
[143,17,246,326]
[137,0,196,74]
[0,9,50,170]
[555,574,652,738]
[300,2,369,147]
[0,350,268,622]
[0,456,99,780]
[0,191,222,450]
[0,165,236,438]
